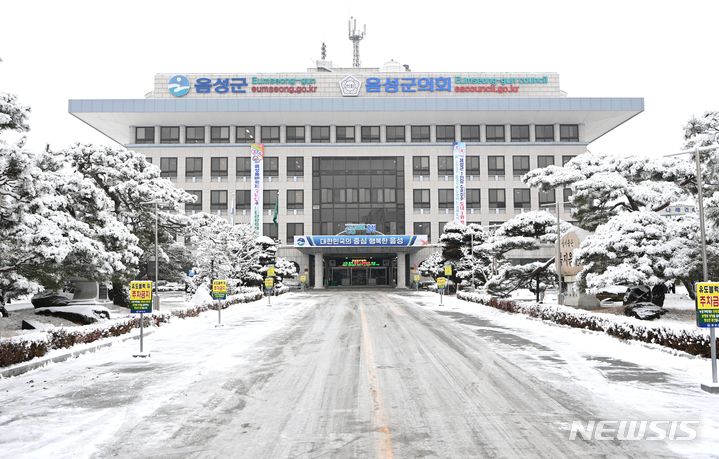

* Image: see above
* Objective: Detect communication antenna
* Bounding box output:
[348,17,366,68]
[321,42,327,60]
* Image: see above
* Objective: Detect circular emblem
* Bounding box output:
[168,75,190,97]
[339,75,361,97]
[296,238,306,247]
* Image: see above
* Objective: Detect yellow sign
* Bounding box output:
[129,281,153,313]
[437,277,447,289]
[696,282,719,328]
[444,265,452,276]
[300,274,307,284]
[212,279,227,293]
[414,274,421,282]
[267,266,276,277]
[264,277,274,288]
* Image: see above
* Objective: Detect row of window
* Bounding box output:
[135,124,580,144]
[185,189,304,211]
[414,221,533,242]
[411,188,572,209]
[412,154,575,176]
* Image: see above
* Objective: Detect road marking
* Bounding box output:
[359,304,394,459]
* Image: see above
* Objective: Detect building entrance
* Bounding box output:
[326,255,396,287]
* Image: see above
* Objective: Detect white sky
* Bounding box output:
[1,0,718,156]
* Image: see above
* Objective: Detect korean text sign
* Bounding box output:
[129,281,153,313]
[696,282,719,328]
[212,279,228,300]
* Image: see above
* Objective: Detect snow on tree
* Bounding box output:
[418,251,443,279]
[273,257,298,288]
[0,92,30,133]
[439,222,493,289]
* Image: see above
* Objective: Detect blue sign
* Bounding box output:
[195,77,248,94]
[366,77,452,93]
[294,235,429,248]
[168,75,190,97]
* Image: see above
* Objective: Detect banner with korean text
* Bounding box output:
[453,141,467,225]
[250,143,264,236]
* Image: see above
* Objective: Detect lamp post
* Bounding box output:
[141,199,170,311]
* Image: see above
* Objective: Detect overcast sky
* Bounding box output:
[2,0,718,156]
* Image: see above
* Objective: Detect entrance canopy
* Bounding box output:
[293,234,430,254]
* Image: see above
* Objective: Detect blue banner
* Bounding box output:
[294,235,429,248]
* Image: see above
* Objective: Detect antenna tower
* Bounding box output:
[348,17,366,68]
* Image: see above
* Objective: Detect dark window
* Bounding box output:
[513,155,530,177]
[211,157,228,177]
[386,126,405,143]
[411,126,430,142]
[186,126,204,143]
[185,157,203,178]
[461,125,480,142]
[210,190,228,211]
[413,222,431,242]
[185,190,202,212]
[159,157,177,178]
[488,156,505,176]
[438,156,453,176]
[562,155,576,166]
[513,189,531,210]
[560,124,579,142]
[287,189,304,209]
[287,223,304,244]
[439,222,448,234]
[486,125,505,142]
[311,126,330,143]
[264,157,279,177]
[413,189,430,208]
[287,157,304,177]
[160,126,179,144]
[413,156,430,176]
[467,156,480,176]
[263,190,278,209]
[286,126,306,143]
[511,125,530,142]
[146,157,152,164]
[236,190,251,209]
[467,189,481,208]
[539,188,556,206]
[489,189,506,209]
[336,126,355,143]
[563,188,575,208]
[535,125,554,142]
[538,155,555,168]
[263,223,278,240]
[236,157,251,177]
[438,189,453,208]
[236,126,255,143]
[261,126,280,143]
[210,126,230,143]
[436,125,455,143]
[361,126,380,143]
[135,127,154,144]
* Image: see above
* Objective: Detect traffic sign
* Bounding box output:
[212,279,227,300]
[444,265,452,276]
[264,277,275,288]
[129,281,153,313]
[437,277,447,289]
[267,265,276,277]
[697,282,719,328]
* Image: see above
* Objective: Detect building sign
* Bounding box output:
[344,223,377,235]
[294,235,429,248]
[436,277,448,289]
[129,281,153,313]
[341,258,381,267]
[454,76,549,94]
[168,75,190,97]
[250,143,264,236]
[212,279,227,300]
[560,232,584,276]
[696,282,719,328]
[453,142,466,225]
[365,77,452,93]
[339,75,361,96]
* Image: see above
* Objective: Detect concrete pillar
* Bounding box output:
[230,124,237,143]
[554,123,561,142]
[480,124,486,143]
[454,123,461,142]
[305,124,311,143]
[396,253,406,288]
[380,125,386,143]
[430,124,437,143]
[330,124,337,143]
[204,126,211,144]
[255,124,262,143]
[179,125,186,144]
[154,125,161,144]
[505,124,511,142]
[405,124,412,143]
[529,124,536,142]
[280,124,286,143]
[314,253,324,288]
[129,125,135,145]
[355,124,362,143]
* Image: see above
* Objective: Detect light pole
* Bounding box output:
[141,199,170,311]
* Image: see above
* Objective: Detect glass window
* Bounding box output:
[236,190,251,209]
[513,189,531,210]
[436,125,455,143]
[489,189,506,209]
[413,189,430,208]
[261,126,280,143]
[264,157,279,176]
[563,188,575,208]
[135,127,154,144]
[413,156,430,176]
[560,124,579,142]
[562,155,576,166]
[511,125,530,142]
[336,126,355,143]
[513,155,530,177]
[467,188,481,208]
[286,126,306,143]
[438,156,453,176]
[411,126,430,142]
[211,157,228,177]
[535,125,554,142]
[539,188,556,206]
[386,126,405,143]
[287,189,304,209]
[236,157,251,177]
[413,222,431,242]
[210,126,230,143]
[438,189,453,208]
[467,156,480,176]
[311,126,330,143]
[185,190,202,212]
[439,222,448,235]
[361,126,380,143]
[488,156,505,176]
[236,126,255,143]
[263,223,278,240]
[160,126,179,144]
[263,190,278,209]
[486,125,505,142]
[159,157,177,178]
[287,223,304,244]
[537,155,555,168]
[210,190,228,211]
[146,157,152,164]
[461,125,480,142]
[287,157,304,177]
[186,126,204,144]
[185,157,203,178]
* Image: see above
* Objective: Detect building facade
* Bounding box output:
[69,66,643,288]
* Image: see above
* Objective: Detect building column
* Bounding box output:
[314,253,324,288]
[405,124,412,143]
[129,125,136,144]
[454,123,461,142]
[505,124,511,142]
[255,124,262,143]
[480,124,486,143]
[230,124,237,143]
[179,125,186,144]
[529,123,536,142]
[380,125,386,143]
[554,123,561,142]
[430,124,437,143]
[396,253,406,288]
[280,124,286,143]
[204,125,211,144]
[154,125,161,144]
[330,124,337,143]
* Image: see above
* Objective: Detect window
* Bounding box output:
[413,189,430,208]
[263,223,278,240]
[146,157,152,164]
[438,221,448,235]
[211,157,228,177]
[560,124,579,142]
[236,190,251,209]
[210,190,228,211]
[413,156,430,176]
[537,155,555,169]
[438,156,453,176]
[461,125,480,142]
[264,157,279,177]
[263,190,278,209]
[511,125,530,142]
[236,157,251,177]
[336,126,355,143]
[467,156,480,176]
[436,125,455,143]
[562,155,576,166]
[513,155,530,177]
[563,188,575,208]
[210,126,230,143]
[386,126,405,143]
[513,188,531,210]
[185,191,202,212]
[311,126,330,143]
[488,156,505,176]
[135,127,154,144]
[467,189,481,208]
[535,125,554,142]
[486,125,505,142]
[489,189,506,209]
[261,126,280,143]
[411,126,430,142]
[287,157,304,177]
[287,189,304,209]
[539,188,556,206]
[286,126,306,143]
[413,222,431,242]
[438,189,453,208]
[159,157,177,178]
[361,126,380,143]
[160,126,179,144]
[236,126,255,143]
[186,126,204,144]
[287,223,304,244]
[185,157,203,178]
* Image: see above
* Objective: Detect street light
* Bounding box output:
[140,199,171,311]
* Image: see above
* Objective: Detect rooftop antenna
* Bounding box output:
[321,42,327,60]
[348,17,366,68]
